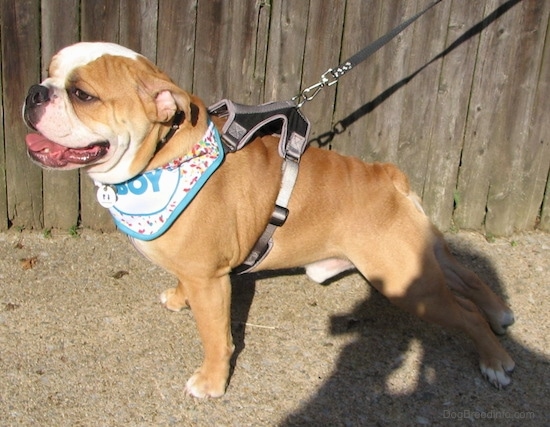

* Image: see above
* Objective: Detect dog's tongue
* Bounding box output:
[25,133,67,156]
[25,133,109,167]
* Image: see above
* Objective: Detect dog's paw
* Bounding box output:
[160,288,189,312]
[488,308,515,335]
[185,369,227,398]
[479,356,515,389]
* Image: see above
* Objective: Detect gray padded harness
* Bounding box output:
[208,99,310,274]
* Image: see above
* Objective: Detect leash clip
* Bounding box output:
[292,66,345,108]
[293,69,333,107]
[292,81,323,108]
[321,68,341,85]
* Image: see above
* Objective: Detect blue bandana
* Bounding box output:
[96,121,224,240]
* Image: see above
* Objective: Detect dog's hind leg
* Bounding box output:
[432,230,515,335]
[350,240,515,389]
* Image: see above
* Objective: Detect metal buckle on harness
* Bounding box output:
[270,205,289,227]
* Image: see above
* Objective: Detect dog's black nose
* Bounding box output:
[26,84,50,106]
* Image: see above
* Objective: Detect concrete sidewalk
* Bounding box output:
[1,230,548,426]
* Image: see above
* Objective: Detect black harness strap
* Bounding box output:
[208,99,310,274]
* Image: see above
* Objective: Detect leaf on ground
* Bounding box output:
[19,256,38,270]
[111,270,129,279]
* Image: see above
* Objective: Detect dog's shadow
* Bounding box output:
[229,240,548,425]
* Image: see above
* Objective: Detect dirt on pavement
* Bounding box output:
[0,229,548,426]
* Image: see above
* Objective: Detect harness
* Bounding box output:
[209,99,310,274]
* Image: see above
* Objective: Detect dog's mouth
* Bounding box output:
[25,133,110,168]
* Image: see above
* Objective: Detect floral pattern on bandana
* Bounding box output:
[105,121,224,240]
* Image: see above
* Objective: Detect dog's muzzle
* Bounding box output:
[23,84,110,168]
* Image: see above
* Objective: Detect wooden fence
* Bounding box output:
[0,0,549,236]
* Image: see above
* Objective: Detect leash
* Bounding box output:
[211,0,444,274]
[292,0,444,108]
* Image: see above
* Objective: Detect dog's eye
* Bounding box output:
[70,88,95,102]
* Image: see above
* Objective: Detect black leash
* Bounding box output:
[293,0,444,107]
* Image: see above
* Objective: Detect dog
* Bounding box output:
[23,42,515,398]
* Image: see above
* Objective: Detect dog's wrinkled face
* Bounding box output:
[23,42,194,184]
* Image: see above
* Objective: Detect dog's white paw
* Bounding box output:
[480,359,515,389]
[185,370,226,398]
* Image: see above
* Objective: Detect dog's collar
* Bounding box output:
[95,121,224,240]
[155,110,185,154]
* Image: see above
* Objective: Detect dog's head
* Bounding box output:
[23,42,205,184]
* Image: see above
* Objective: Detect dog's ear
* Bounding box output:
[137,74,193,124]
[154,89,192,122]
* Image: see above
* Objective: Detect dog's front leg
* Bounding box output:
[183,274,234,398]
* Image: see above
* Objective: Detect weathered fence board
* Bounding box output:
[298,1,346,141]
[395,0,450,198]
[420,0,485,230]
[0,39,6,231]
[483,0,549,235]
[41,0,80,230]
[511,1,550,232]
[264,0,308,102]
[1,0,43,229]
[530,9,550,233]
[194,0,269,105]
[0,0,548,236]
[455,0,547,235]
[334,0,415,162]
[156,0,196,90]
[119,0,158,61]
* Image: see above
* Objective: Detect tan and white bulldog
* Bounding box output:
[23,42,515,398]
